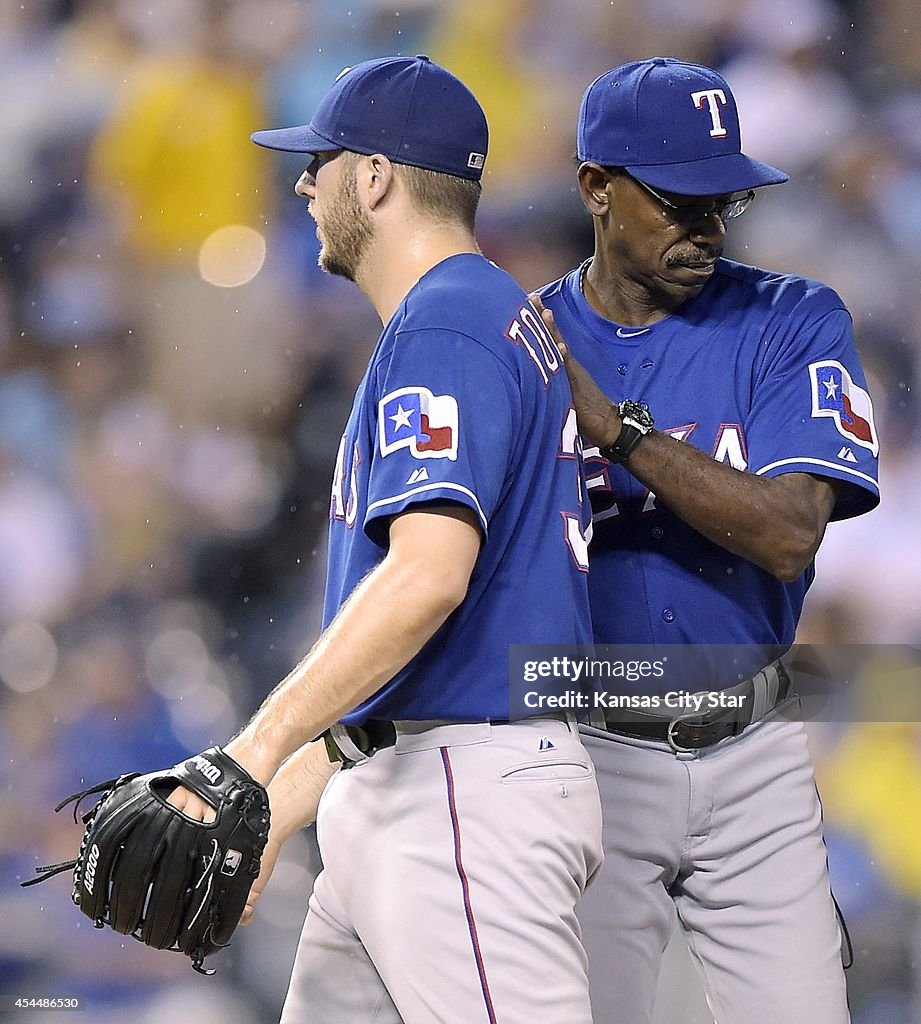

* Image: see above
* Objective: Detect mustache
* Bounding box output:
[665,244,722,267]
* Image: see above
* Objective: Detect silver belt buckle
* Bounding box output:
[666,713,700,753]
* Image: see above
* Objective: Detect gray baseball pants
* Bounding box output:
[578,711,849,1024]
[280,715,603,1024]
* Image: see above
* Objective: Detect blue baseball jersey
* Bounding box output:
[540,257,880,656]
[326,253,592,725]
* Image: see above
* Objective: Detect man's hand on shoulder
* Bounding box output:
[529,293,623,449]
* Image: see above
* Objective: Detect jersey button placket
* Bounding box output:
[661,608,675,623]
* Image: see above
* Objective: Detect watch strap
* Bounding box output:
[600,400,654,463]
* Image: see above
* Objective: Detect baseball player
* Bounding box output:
[534,58,880,1024]
[176,56,602,1023]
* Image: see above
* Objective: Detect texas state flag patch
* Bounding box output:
[809,359,879,457]
[379,386,459,461]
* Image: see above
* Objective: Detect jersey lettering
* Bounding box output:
[712,424,748,470]
[590,423,747,519]
[506,305,561,387]
[639,425,697,514]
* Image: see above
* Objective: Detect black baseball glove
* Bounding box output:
[22,747,270,973]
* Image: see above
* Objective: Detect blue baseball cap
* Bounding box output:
[578,57,788,196]
[251,55,488,181]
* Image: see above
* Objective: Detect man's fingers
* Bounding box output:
[167,785,217,823]
[239,839,281,925]
[543,309,569,360]
[167,787,190,812]
[240,884,263,925]
[240,882,264,925]
[529,291,569,359]
[527,291,620,448]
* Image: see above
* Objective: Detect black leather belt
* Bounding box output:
[600,661,791,752]
[324,713,570,767]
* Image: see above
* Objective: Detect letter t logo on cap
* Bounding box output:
[691,88,729,138]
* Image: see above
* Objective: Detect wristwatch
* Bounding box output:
[600,399,655,463]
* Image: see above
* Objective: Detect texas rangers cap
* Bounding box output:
[578,57,789,196]
[251,55,488,181]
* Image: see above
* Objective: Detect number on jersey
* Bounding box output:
[330,434,360,527]
[559,406,591,571]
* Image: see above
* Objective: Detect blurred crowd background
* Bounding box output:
[1,0,919,1021]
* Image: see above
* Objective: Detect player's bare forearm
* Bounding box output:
[263,740,338,840]
[224,506,481,783]
[623,431,839,580]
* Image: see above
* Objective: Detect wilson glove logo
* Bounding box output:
[189,755,222,785]
[84,843,100,894]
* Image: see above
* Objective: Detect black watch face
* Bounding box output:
[622,400,653,430]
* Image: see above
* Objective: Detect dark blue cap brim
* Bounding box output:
[250,124,342,154]
[626,152,789,196]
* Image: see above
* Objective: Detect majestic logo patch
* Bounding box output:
[809,360,879,457]
[379,387,459,461]
[467,152,485,170]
